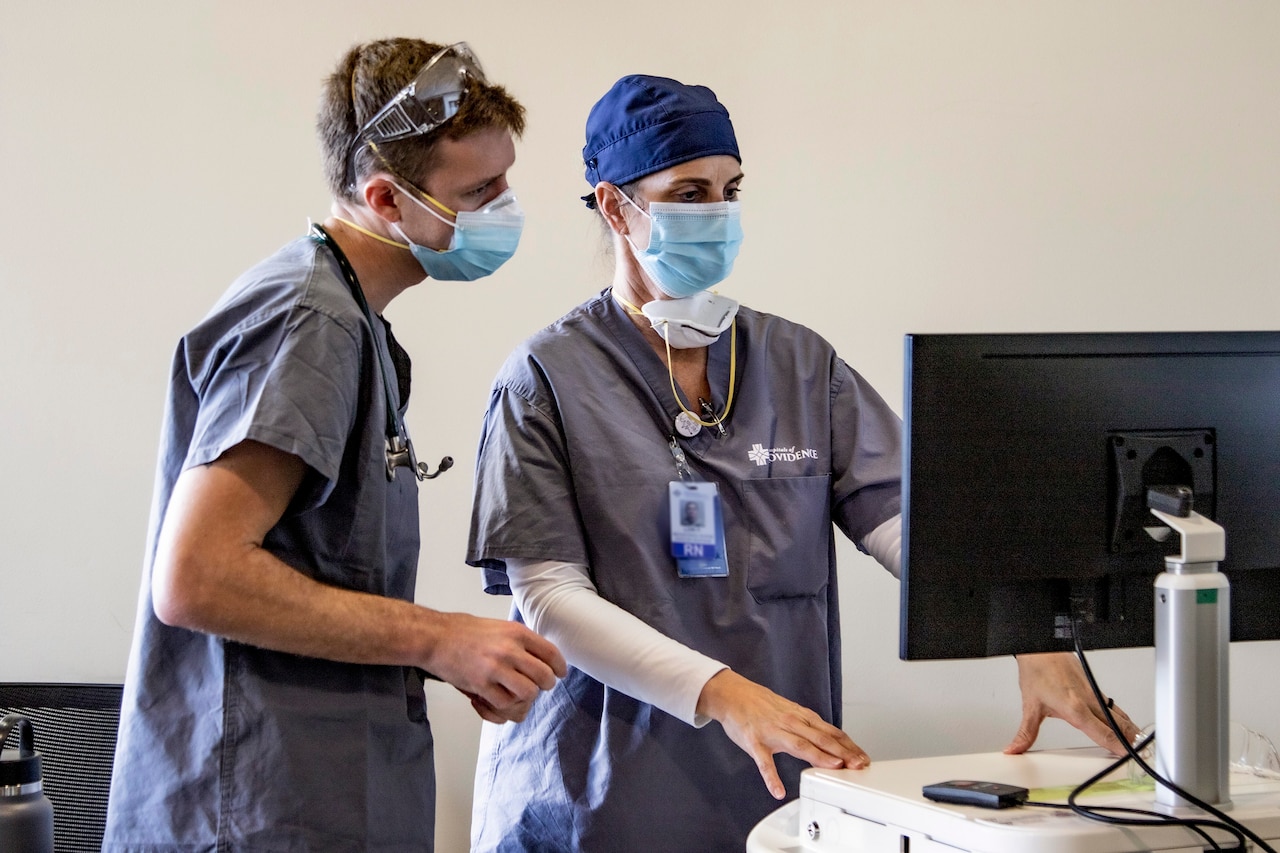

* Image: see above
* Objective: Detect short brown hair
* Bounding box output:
[317,38,526,202]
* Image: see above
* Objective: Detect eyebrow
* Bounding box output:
[659,172,746,187]
[450,172,502,198]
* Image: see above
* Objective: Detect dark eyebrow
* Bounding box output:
[660,172,746,188]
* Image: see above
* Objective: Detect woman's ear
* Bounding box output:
[595,182,630,237]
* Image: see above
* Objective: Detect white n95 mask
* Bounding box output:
[641,292,739,349]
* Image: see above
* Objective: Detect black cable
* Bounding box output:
[1027,735,1230,849]
[1061,737,1235,851]
[1024,800,1227,850]
[1069,616,1275,852]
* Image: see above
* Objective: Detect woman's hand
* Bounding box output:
[696,669,869,799]
[1005,651,1141,755]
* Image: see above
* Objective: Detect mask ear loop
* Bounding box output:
[613,292,645,317]
[621,190,653,254]
[369,140,460,223]
[397,182,458,224]
[598,183,651,252]
[334,216,410,249]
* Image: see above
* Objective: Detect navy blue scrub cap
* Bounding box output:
[581,74,740,208]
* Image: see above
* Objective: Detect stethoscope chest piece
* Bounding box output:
[674,411,702,437]
[386,435,453,481]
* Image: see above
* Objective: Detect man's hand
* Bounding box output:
[697,670,869,800]
[151,440,566,725]
[1005,651,1141,755]
[424,613,567,724]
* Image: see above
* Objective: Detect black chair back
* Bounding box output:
[0,683,123,853]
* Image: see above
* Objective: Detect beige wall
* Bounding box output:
[2,2,1278,849]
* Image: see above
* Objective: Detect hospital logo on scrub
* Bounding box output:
[747,443,819,466]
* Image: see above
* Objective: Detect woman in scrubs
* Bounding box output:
[466,73,1139,852]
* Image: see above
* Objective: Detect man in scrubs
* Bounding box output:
[466,75,1141,851]
[104,38,564,851]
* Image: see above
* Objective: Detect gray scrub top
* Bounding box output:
[467,290,902,852]
[104,237,436,852]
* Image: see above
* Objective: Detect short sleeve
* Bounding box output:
[185,305,360,511]
[466,379,590,595]
[829,357,903,543]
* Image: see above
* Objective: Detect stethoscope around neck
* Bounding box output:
[310,223,452,482]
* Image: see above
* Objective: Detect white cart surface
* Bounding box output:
[747,749,1280,852]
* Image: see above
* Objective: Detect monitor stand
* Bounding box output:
[1149,501,1230,812]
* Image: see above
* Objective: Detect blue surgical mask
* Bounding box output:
[394,185,525,281]
[623,197,743,298]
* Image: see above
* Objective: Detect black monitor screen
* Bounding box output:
[901,331,1280,660]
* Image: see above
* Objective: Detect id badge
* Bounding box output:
[669,481,729,577]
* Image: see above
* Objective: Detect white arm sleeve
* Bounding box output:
[505,557,728,727]
[862,512,903,579]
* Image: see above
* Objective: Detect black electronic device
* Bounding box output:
[900,331,1280,661]
[922,780,1029,809]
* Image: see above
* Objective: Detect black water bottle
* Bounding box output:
[0,714,54,853]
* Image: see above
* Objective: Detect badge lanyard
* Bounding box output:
[309,223,451,482]
[606,291,733,578]
[614,293,732,577]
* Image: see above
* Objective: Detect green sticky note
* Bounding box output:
[1031,777,1156,801]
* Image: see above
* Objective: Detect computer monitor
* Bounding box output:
[901,331,1280,662]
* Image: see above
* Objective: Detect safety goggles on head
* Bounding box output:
[344,42,486,189]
